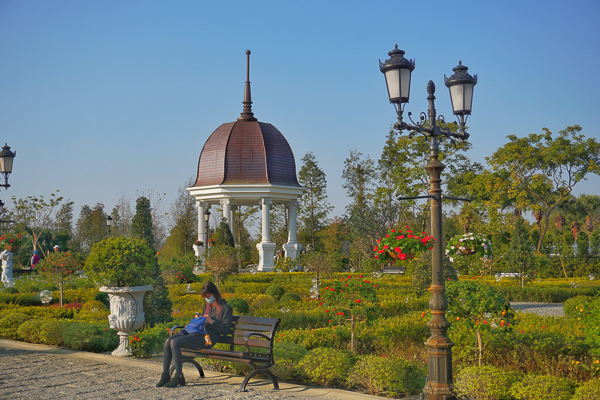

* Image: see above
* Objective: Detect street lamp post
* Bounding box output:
[380,45,477,400]
[0,144,16,189]
[204,209,211,248]
[106,215,112,238]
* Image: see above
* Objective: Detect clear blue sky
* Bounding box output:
[2,0,599,221]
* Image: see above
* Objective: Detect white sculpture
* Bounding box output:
[1,250,14,287]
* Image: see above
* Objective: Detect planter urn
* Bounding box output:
[100,285,153,356]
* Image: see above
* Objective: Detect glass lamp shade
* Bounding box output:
[0,144,16,174]
[204,210,211,222]
[444,61,477,116]
[106,215,112,227]
[379,45,415,104]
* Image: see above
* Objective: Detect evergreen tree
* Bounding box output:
[72,203,107,254]
[212,218,235,247]
[162,179,197,257]
[298,152,332,250]
[508,217,535,287]
[132,196,155,250]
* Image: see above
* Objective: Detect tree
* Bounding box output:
[110,195,133,238]
[212,218,235,247]
[53,202,73,251]
[11,191,71,252]
[486,125,600,252]
[72,203,107,254]
[298,152,333,249]
[202,245,238,290]
[162,178,197,257]
[37,252,84,306]
[132,196,155,250]
[507,217,535,288]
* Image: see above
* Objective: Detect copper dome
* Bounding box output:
[193,119,300,187]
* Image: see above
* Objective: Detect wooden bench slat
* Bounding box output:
[231,329,272,339]
[231,323,275,332]
[235,316,279,326]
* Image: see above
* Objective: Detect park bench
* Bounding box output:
[169,315,281,392]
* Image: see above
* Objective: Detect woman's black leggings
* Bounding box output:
[162,335,192,376]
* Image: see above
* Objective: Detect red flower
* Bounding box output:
[385,234,390,238]
[383,245,389,249]
[399,235,405,239]
[375,255,379,259]
[421,312,426,318]
[355,299,362,303]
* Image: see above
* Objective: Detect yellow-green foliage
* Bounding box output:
[346,355,424,397]
[74,300,110,322]
[251,294,276,310]
[454,365,520,400]
[272,341,308,380]
[573,378,600,400]
[0,312,30,339]
[17,318,71,346]
[297,347,351,386]
[61,288,101,304]
[0,303,75,319]
[509,374,574,400]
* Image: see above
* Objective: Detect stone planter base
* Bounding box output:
[100,285,153,357]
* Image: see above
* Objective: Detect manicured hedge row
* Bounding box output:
[499,286,600,303]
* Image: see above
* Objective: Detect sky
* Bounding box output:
[1,0,599,228]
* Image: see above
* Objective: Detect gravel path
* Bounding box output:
[510,302,565,317]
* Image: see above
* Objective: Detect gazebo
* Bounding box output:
[187,51,305,271]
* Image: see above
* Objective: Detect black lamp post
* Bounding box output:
[380,45,477,400]
[106,215,112,238]
[0,144,16,189]
[204,209,211,248]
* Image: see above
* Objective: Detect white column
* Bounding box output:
[283,199,302,259]
[257,198,276,271]
[194,201,209,258]
[220,199,231,227]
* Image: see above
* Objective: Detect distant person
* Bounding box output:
[30,250,41,269]
[156,281,233,388]
[53,245,60,253]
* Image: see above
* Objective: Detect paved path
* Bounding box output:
[510,302,565,317]
[0,339,380,400]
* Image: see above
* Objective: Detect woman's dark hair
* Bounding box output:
[201,281,224,315]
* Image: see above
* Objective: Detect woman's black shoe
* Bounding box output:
[164,373,185,387]
[156,372,171,387]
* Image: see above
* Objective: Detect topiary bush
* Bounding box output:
[272,341,308,380]
[280,292,302,303]
[227,298,249,315]
[74,300,110,323]
[265,284,286,301]
[17,319,70,346]
[0,312,30,340]
[0,292,42,306]
[251,294,276,310]
[297,347,351,386]
[62,322,118,353]
[454,365,520,400]
[509,374,574,400]
[573,378,600,400]
[346,354,424,397]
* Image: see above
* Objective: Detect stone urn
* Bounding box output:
[100,285,153,356]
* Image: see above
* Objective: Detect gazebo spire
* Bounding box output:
[238,50,257,121]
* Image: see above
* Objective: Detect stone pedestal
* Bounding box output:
[100,285,153,357]
[256,242,276,272]
[283,242,303,259]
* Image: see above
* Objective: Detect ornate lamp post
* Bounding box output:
[204,209,211,248]
[380,45,477,400]
[106,215,112,238]
[0,144,16,189]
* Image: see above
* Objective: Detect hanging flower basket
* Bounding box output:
[375,227,436,263]
[1,234,26,253]
[4,245,21,253]
[445,233,492,262]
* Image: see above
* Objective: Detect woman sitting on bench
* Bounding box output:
[157,281,233,388]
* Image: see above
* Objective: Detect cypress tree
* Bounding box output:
[132,196,155,250]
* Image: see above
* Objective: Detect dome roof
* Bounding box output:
[193,119,300,187]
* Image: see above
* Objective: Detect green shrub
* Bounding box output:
[272,341,308,380]
[0,303,75,319]
[129,322,171,358]
[2,287,19,294]
[0,312,30,339]
[564,295,598,319]
[74,300,110,322]
[277,326,350,350]
[573,378,600,400]
[266,284,286,301]
[280,292,302,303]
[347,355,424,397]
[509,374,574,400]
[454,365,520,400]
[252,294,276,310]
[62,322,118,353]
[297,347,351,386]
[227,298,249,315]
[17,319,70,346]
[500,286,600,303]
[0,292,42,306]
[95,291,110,307]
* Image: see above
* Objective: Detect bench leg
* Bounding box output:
[239,369,279,392]
[169,360,205,378]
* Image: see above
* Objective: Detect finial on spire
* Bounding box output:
[238,49,257,121]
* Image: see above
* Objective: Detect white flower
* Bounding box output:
[451,246,455,249]
[449,257,454,263]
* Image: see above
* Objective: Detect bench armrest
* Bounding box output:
[170,325,185,337]
[243,332,272,354]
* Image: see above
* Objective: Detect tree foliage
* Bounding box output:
[132,196,155,250]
